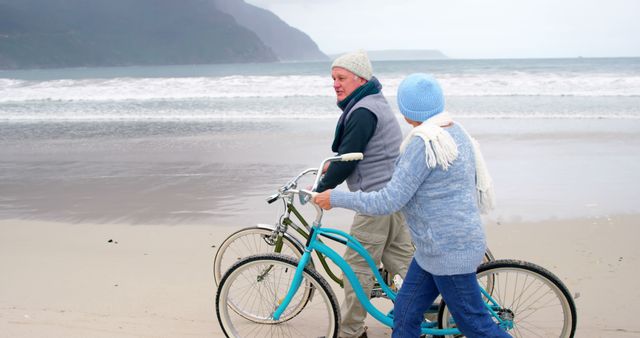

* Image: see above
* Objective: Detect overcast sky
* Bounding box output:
[245,0,640,59]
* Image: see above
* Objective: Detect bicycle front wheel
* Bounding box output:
[214,226,304,285]
[438,259,577,338]
[216,254,340,338]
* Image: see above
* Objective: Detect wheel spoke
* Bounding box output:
[217,254,339,337]
[439,260,576,338]
[214,227,303,287]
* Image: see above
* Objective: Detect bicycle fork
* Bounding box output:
[270,250,312,320]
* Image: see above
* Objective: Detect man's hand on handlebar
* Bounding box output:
[313,190,333,210]
[322,162,330,174]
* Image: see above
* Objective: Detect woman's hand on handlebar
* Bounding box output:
[313,190,333,210]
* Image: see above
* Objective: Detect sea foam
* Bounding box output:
[1,73,639,103]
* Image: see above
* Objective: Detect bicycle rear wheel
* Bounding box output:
[438,259,577,337]
[216,254,340,338]
[214,226,304,285]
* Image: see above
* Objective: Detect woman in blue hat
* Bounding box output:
[314,73,509,337]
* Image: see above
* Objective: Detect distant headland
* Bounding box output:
[0,0,327,70]
[329,49,448,61]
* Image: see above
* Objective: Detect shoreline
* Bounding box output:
[2,118,639,225]
[1,214,639,337]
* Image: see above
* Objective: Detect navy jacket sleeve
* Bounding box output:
[316,108,377,192]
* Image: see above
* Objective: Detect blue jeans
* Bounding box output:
[392,259,511,338]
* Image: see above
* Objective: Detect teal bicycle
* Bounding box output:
[215,153,577,337]
[213,155,495,324]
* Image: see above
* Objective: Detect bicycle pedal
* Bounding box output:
[369,288,386,298]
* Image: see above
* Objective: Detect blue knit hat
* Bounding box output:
[397,73,445,122]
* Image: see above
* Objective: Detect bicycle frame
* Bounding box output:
[272,222,510,336]
[279,201,344,287]
[260,152,401,291]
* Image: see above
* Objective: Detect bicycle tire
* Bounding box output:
[437,259,577,338]
[213,226,304,285]
[216,254,340,338]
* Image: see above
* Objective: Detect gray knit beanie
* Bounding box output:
[331,50,373,80]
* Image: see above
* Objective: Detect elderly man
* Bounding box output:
[315,50,414,338]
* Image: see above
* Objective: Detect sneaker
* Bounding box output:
[340,326,368,338]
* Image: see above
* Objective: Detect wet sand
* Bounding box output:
[2,118,639,225]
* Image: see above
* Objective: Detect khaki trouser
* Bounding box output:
[339,212,414,338]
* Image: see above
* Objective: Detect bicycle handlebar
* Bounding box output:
[311,152,363,192]
[266,152,364,225]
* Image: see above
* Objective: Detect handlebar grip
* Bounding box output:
[266,194,279,204]
[340,152,364,162]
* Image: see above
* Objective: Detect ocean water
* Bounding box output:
[1,58,640,224]
[1,57,640,122]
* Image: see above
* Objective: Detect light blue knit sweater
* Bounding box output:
[330,124,486,275]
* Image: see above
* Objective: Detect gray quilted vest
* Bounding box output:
[344,93,402,192]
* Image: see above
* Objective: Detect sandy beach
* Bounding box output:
[1,117,640,337]
[1,215,639,337]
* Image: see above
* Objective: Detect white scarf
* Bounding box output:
[399,112,495,214]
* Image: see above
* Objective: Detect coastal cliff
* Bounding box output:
[0,0,326,69]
